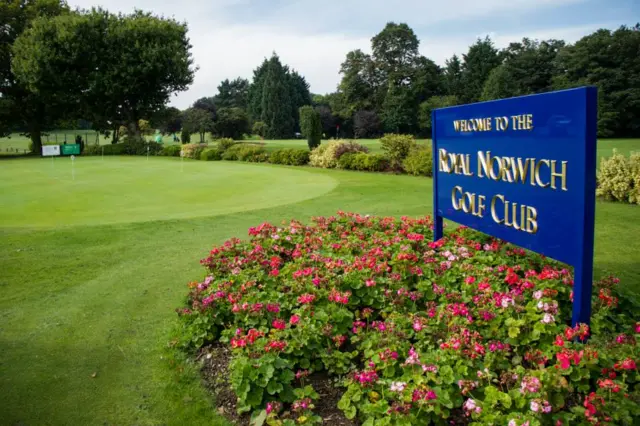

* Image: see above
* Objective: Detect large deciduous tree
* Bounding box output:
[213,107,249,140]
[12,8,195,143]
[0,0,69,153]
[481,38,565,101]
[553,25,640,137]
[182,107,213,143]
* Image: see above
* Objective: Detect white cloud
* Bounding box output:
[67,0,622,109]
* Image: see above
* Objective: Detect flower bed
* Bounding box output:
[175,213,639,426]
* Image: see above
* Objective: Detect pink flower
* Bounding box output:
[272,319,286,330]
[465,276,476,284]
[413,320,423,332]
[297,293,316,304]
[366,279,376,287]
[541,313,555,324]
[635,322,640,333]
[530,401,540,412]
[520,376,541,394]
[290,315,300,325]
[533,290,543,299]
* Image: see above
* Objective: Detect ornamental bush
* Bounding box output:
[200,148,223,161]
[269,149,310,166]
[403,145,433,176]
[380,134,417,169]
[121,137,163,156]
[216,137,236,151]
[175,213,640,425]
[161,145,182,157]
[309,140,369,169]
[181,143,208,159]
[596,150,639,204]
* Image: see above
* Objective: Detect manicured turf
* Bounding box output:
[1,152,639,425]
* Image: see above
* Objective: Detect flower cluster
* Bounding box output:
[177,213,640,425]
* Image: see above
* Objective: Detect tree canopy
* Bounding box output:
[11,7,195,144]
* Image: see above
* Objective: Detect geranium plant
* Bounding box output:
[175,212,640,425]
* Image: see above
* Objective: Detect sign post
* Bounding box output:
[431,87,597,327]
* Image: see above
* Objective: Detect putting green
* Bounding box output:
[0,157,338,227]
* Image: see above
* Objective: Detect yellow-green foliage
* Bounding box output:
[309,140,368,169]
[597,149,639,204]
[380,134,416,168]
[630,152,640,204]
[180,143,207,159]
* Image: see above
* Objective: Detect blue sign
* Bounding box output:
[431,87,597,327]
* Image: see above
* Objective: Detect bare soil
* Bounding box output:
[198,343,357,425]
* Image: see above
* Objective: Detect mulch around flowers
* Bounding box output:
[199,343,357,426]
[197,343,359,426]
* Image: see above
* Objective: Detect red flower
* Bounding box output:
[290,315,300,325]
[272,319,286,330]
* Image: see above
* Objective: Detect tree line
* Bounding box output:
[1,1,638,155]
[127,21,640,142]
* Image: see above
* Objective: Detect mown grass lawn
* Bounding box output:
[0,149,639,425]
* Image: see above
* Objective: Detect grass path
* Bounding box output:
[0,156,639,425]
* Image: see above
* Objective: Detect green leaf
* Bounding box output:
[344,405,357,420]
[508,326,520,339]
[266,380,283,395]
[440,365,455,384]
[250,409,267,426]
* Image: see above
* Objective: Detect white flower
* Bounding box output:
[537,301,544,310]
[463,398,477,411]
[508,421,517,426]
[530,400,540,412]
[541,313,555,324]
[390,382,406,392]
[533,290,543,300]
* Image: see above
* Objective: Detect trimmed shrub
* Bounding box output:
[339,153,389,172]
[630,152,640,204]
[379,133,416,169]
[236,146,267,162]
[337,152,357,169]
[161,145,182,157]
[269,149,310,166]
[597,149,635,203]
[79,144,125,156]
[309,143,330,167]
[181,143,208,159]
[403,145,433,176]
[221,147,240,161]
[363,153,389,172]
[121,137,163,156]
[200,148,223,161]
[215,138,235,151]
[309,140,368,169]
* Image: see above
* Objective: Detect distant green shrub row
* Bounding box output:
[81,134,435,178]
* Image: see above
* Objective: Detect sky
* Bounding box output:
[68,0,639,109]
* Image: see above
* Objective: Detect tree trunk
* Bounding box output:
[112,125,119,144]
[29,124,42,156]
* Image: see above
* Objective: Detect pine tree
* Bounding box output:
[260,55,294,139]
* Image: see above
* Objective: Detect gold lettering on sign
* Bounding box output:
[491,195,504,224]
[534,160,550,188]
[550,160,568,191]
